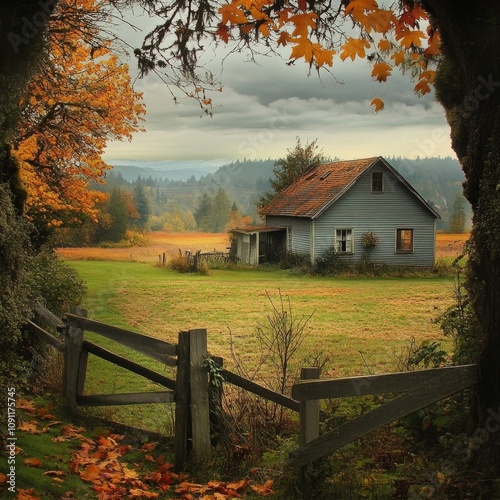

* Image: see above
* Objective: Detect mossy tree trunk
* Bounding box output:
[422,0,500,466]
[0,2,53,410]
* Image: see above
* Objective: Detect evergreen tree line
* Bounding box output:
[103,155,472,233]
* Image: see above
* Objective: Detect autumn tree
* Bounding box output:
[225,202,252,232]
[15,0,145,230]
[0,0,143,396]
[256,137,325,209]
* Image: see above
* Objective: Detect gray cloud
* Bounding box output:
[104,15,454,163]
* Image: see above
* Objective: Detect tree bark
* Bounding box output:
[421,0,500,466]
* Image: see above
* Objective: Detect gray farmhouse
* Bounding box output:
[233,156,440,266]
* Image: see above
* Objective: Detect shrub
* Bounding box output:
[361,231,379,249]
[278,251,312,271]
[314,247,347,275]
[124,229,150,246]
[25,248,86,317]
[168,252,209,275]
[0,184,31,405]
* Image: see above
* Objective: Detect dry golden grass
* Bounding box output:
[58,231,469,263]
[436,233,469,260]
[57,231,230,262]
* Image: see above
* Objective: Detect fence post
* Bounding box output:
[299,366,320,495]
[175,330,191,469]
[189,329,211,462]
[63,308,87,414]
[175,329,211,468]
[299,367,320,445]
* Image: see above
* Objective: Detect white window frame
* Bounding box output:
[335,228,354,254]
[396,228,414,253]
[371,171,384,193]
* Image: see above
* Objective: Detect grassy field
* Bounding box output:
[58,232,467,430]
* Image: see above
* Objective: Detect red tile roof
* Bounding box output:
[260,156,380,218]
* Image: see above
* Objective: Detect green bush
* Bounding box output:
[25,249,86,317]
[314,247,347,275]
[0,184,32,424]
[278,251,312,271]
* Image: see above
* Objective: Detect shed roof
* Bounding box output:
[259,156,440,219]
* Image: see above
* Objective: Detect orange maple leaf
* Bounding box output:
[129,488,159,498]
[340,37,370,61]
[378,39,391,52]
[277,31,292,47]
[289,12,317,37]
[17,398,37,412]
[16,488,41,500]
[18,421,42,434]
[395,27,425,48]
[370,97,385,112]
[390,50,406,66]
[219,3,248,25]
[140,442,157,452]
[371,62,393,82]
[415,78,431,95]
[314,46,335,67]
[365,9,394,33]
[24,457,42,467]
[227,479,250,491]
[344,0,378,23]
[290,37,314,63]
[217,23,230,43]
[79,463,101,483]
[250,479,275,496]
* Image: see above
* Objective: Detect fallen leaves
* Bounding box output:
[15,398,277,499]
[174,478,274,498]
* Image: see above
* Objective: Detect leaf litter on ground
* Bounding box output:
[5,397,276,499]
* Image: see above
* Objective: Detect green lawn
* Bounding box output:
[68,261,455,378]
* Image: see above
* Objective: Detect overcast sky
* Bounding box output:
[103,12,456,166]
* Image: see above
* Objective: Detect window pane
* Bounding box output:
[372,172,383,192]
[397,229,413,252]
[336,229,353,253]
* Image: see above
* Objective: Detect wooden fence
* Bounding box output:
[288,364,478,468]
[25,302,299,468]
[26,302,478,472]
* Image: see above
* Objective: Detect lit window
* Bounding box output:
[396,229,414,252]
[372,172,384,192]
[336,229,353,253]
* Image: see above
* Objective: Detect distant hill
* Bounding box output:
[108,159,224,181]
[104,156,470,230]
